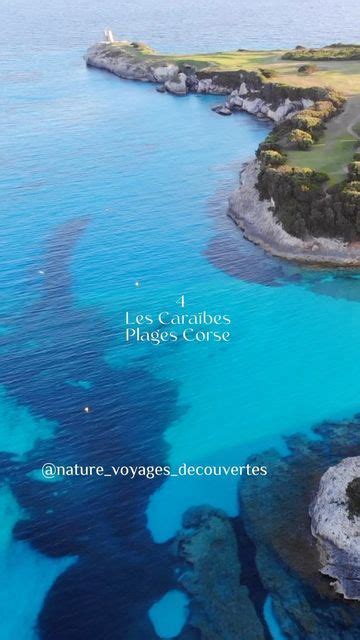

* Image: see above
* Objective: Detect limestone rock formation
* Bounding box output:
[239,82,248,96]
[239,419,360,639]
[310,456,360,600]
[164,72,188,95]
[228,94,244,109]
[212,104,232,115]
[211,93,308,122]
[85,42,314,126]
[85,43,179,83]
[152,64,179,83]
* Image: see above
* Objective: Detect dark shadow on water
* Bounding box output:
[205,178,360,299]
[205,233,304,287]
[206,230,360,301]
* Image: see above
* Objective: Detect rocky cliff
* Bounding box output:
[310,456,360,601]
[239,419,360,639]
[229,160,360,265]
[85,43,179,83]
[85,43,311,124]
[85,40,360,257]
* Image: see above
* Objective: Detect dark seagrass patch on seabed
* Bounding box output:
[0,217,182,640]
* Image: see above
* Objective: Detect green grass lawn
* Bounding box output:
[109,41,360,183]
[287,95,360,184]
[287,136,357,184]
[112,42,360,95]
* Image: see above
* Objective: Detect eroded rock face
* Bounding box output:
[310,457,360,601]
[196,78,230,95]
[164,72,188,95]
[212,94,308,122]
[241,97,265,114]
[176,506,266,640]
[239,420,360,639]
[85,43,179,83]
[152,64,179,83]
[228,94,244,109]
[85,43,313,125]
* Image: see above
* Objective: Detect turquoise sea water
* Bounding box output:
[2,0,360,638]
[149,590,189,639]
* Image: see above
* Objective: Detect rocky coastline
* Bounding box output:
[238,419,360,639]
[171,419,360,639]
[310,457,360,601]
[229,160,360,266]
[85,42,313,122]
[85,41,360,267]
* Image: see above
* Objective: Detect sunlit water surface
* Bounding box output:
[1,0,360,637]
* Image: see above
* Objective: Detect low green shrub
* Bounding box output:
[260,149,287,166]
[344,181,360,192]
[258,67,276,78]
[291,112,323,133]
[288,129,314,149]
[298,64,319,74]
[348,161,360,180]
[282,45,360,61]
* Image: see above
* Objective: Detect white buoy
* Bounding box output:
[135,281,140,287]
[84,406,91,413]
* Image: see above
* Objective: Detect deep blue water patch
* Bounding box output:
[0,218,180,639]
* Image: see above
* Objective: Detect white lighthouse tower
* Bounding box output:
[104,28,115,43]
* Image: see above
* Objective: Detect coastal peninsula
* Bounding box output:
[85,39,360,265]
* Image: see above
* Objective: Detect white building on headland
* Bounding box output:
[104,28,115,43]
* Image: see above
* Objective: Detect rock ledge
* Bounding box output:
[310,456,360,600]
[228,161,360,266]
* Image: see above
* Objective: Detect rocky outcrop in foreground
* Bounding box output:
[310,457,360,601]
[240,419,360,639]
[176,506,266,640]
[174,420,360,640]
